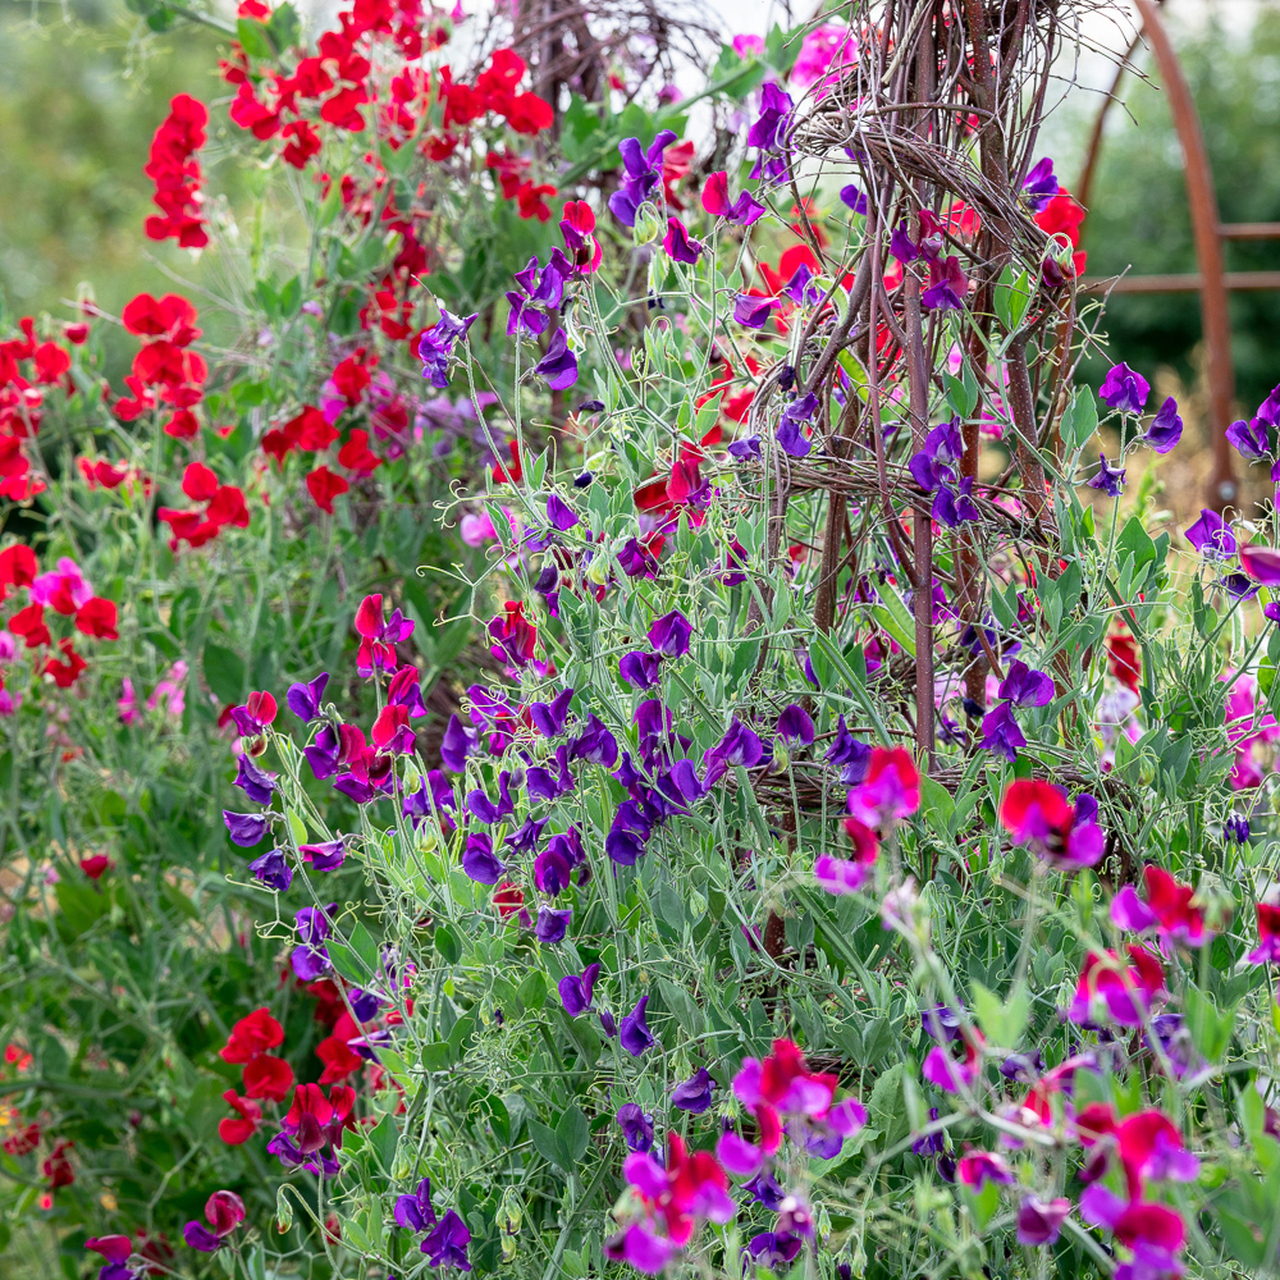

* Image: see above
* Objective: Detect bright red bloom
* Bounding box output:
[1069,945,1165,1027]
[143,96,209,248]
[1107,625,1140,693]
[493,880,524,918]
[307,465,350,513]
[45,639,87,688]
[281,119,322,168]
[243,1053,295,1102]
[317,1012,365,1083]
[9,602,50,648]
[3,1122,40,1155]
[4,1043,33,1070]
[331,351,374,405]
[999,778,1102,869]
[1112,865,1212,947]
[42,1139,75,1189]
[488,601,537,668]
[122,293,201,344]
[217,1090,262,1145]
[0,543,37,593]
[281,1082,356,1154]
[221,1008,285,1064]
[81,855,114,880]
[163,409,200,440]
[847,747,921,827]
[75,597,118,640]
[337,428,381,474]
[207,485,250,529]
[515,181,557,222]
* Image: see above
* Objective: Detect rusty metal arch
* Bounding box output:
[1076,0,1280,509]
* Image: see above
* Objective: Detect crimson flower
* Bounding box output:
[999,778,1101,869]
[1111,865,1214,947]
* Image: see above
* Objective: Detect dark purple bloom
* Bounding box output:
[909,420,963,492]
[998,1051,1044,1081]
[1022,157,1059,212]
[303,724,341,780]
[747,83,793,182]
[1227,416,1270,460]
[420,1209,471,1271]
[776,391,817,457]
[1098,362,1149,414]
[395,1177,437,1233]
[703,718,764,785]
[287,672,329,722]
[223,810,268,847]
[981,703,1026,762]
[601,1009,617,1038]
[535,904,572,944]
[529,687,574,737]
[922,255,968,311]
[183,1223,222,1253]
[1087,453,1126,497]
[620,649,663,690]
[743,1168,786,1210]
[933,476,980,528]
[465,771,516,825]
[1185,508,1236,558]
[418,309,477,390]
[615,1103,654,1152]
[301,838,347,871]
[290,904,334,980]
[671,1067,716,1113]
[559,963,600,1016]
[533,330,578,391]
[745,1232,804,1270]
[617,536,660,578]
[234,753,277,805]
[999,659,1054,708]
[505,290,550,339]
[913,1108,946,1156]
[248,848,293,891]
[534,844,572,895]
[776,703,815,746]
[619,995,654,1056]
[662,216,703,264]
[839,185,868,215]
[505,816,548,854]
[656,758,702,806]
[569,715,618,767]
[440,714,480,774]
[728,435,761,463]
[890,221,919,263]
[733,294,778,329]
[607,130,677,227]
[1225,815,1250,844]
[648,610,693,658]
[349,988,383,1021]
[1017,1196,1071,1246]
[545,494,579,532]
[462,834,506,885]
[1144,397,1183,453]
[526,745,576,801]
[921,1004,963,1042]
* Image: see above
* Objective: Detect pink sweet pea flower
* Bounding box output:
[846,746,920,827]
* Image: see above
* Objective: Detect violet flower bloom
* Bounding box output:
[814,854,870,895]
[1017,1196,1071,1246]
[529,687,574,737]
[505,289,550,340]
[569,714,619,767]
[671,1067,716,1113]
[559,963,600,1016]
[733,294,778,329]
[618,536,660,578]
[533,330,578,391]
[299,838,346,871]
[395,1177,437,1232]
[291,904,335,981]
[1087,453,1126,498]
[620,650,663,690]
[418,309,477,390]
[465,772,516,825]
[462,834,506,885]
[745,1233,804,1270]
[534,904,571,944]
[776,703,816,746]
[921,1003,963,1042]
[784,263,824,306]
[957,1150,1015,1190]
[287,671,329,722]
[1240,543,1280,587]
[440,714,480,773]
[776,391,817,457]
[1144,397,1183,453]
[909,420,963,490]
[922,255,968,310]
[234,754,277,805]
[827,716,871,784]
[615,1103,655,1152]
[526,747,576,802]
[747,83,794,183]
[223,810,268,847]
[703,718,765,785]
[1225,815,1250,844]
[1099,362,1149,414]
[608,130,678,227]
[890,221,920,263]
[999,659,1055,707]
[620,995,655,1056]
[839,185,868,215]
[1185,508,1236,559]
[662,216,703,264]
[182,1223,222,1253]
[249,848,293,891]
[1022,157,1059,212]
[421,1209,471,1270]
[1226,416,1269,460]
[648,609,693,657]
[546,494,579,532]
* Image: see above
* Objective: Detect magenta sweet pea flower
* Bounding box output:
[922,255,968,311]
[1240,543,1280,586]
[1022,157,1059,212]
[1099,362,1150,414]
[662,216,703,264]
[1017,1195,1071,1245]
[533,330,578,391]
[846,747,920,827]
[957,1150,1014,1190]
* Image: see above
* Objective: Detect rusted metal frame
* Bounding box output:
[1219,223,1280,240]
[1082,271,1280,294]
[1130,0,1236,509]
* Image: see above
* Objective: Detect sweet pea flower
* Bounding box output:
[647,609,692,657]
[559,963,600,1016]
[733,293,779,329]
[922,255,968,310]
[395,1176,437,1232]
[1247,901,1280,964]
[354,593,414,676]
[846,747,920,828]
[1099,362,1150,415]
[956,1150,1014,1190]
[249,848,292,891]
[1111,865,1213,947]
[418,309,477,390]
[1068,944,1165,1027]
[620,995,654,1056]
[1185,508,1236,559]
[662,216,703,264]
[700,173,765,226]
[1017,1196,1072,1246]
[421,1209,471,1269]
[287,671,329,722]
[223,810,269,847]
[616,1103,655,1152]
[608,130,678,227]
[922,1029,984,1093]
[671,1067,716,1114]
[1022,157,1059,212]
[999,779,1102,870]
[533,329,578,390]
[183,1190,245,1252]
[1143,397,1183,453]
[1087,453,1126,497]
[1226,415,1269,460]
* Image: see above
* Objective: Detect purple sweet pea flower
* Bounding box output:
[546,494,579,531]
[505,290,550,339]
[462,834,506,884]
[747,83,794,183]
[569,714,618,767]
[395,1177,437,1233]
[776,391,817,457]
[465,771,516,825]
[223,810,269,847]
[1226,416,1269,460]
[1241,544,1280,586]
[745,1232,804,1270]
[922,255,968,311]
[1098,362,1149,414]
[248,848,293,891]
[619,995,654,1056]
[607,130,678,227]
[234,753,277,805]
[889,221,919,263]
[1087,453,1126,497]
[981,703,1026,762]
[733,294,779,329]
[999,659,1054,708]
[1022,157,1059,212]
[182,1223,222,1253]
[620,649,663,690]
[533,330,578,391]
[617,536,660,578]
[529,687,574,737]
[909,420,964,491]
[615,1102,654,1152]
[420,1209,471,1270]
[1185,508,1236,559]
[703,718,764,785]
[300,838,347,872]
[440,714,480,773]
[290,904,334,981]
[784,263,823,306]
[932,476,980,528]
[1017,1196,1071,1246]
[648,609,693,657]
[727,434,762,460]
[287,672,329,722]
[1144,397,1183,454]
[670,1067,716,1113]
[776,703,815,746]
[662,216,703,264]
[418,309,477,390]
[839,185,868,215]
[559,963,600,1017]
[535,904,572,944]
[605,1223,674,1274]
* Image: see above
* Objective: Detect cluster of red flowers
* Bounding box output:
[114,293,207,440]
[0,316,78,502]
[158,462,251,551]
[144,94,209,249]
[217,1008,295,1145]
[1035,188,1088,284]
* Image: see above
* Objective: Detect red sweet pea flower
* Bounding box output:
[1107,625,1140,693]
[9,602,50,648]
[217,1090,262,1145]
[307,465,350,513]
[515,181,557,222]
[243,1053,295,1102]
[0,543,37,598]
[337,428,382,474]
[331,352,374,405]
[281,1082,356,1153]
[847,747,921,828]
[45,640,88,689]
[317,1011,365,1083]
[1069,945,1165,1027]
[121,293,201,344]
[221,1008,285,1063]
[42,1139,75,1189]
[1111,865,1213,947]
[207,485,250,529]
[488,601,537,668]
[281,119,322,169]
[85,1235,132,1264]
[3,1121,40,1155]
[81,855,114,880]
[182,462,219,502]
[76,597,119,640]
[999,778,1102,869]
[493,881,524,918]
[163,409,200,439]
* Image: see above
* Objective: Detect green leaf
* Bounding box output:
[55,880,110,936]
[266,1,301,50]
[236,17,275,58]
[278,275,303,318]
[1186,983,1234,1062]
[971,980,1030,1050]
[556,1105,590,1165]
[434,922,462,965]
[203,641,246,705]
[527,1119,562,1169]
[348,920,380,974]
[1060,387,1099,452]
